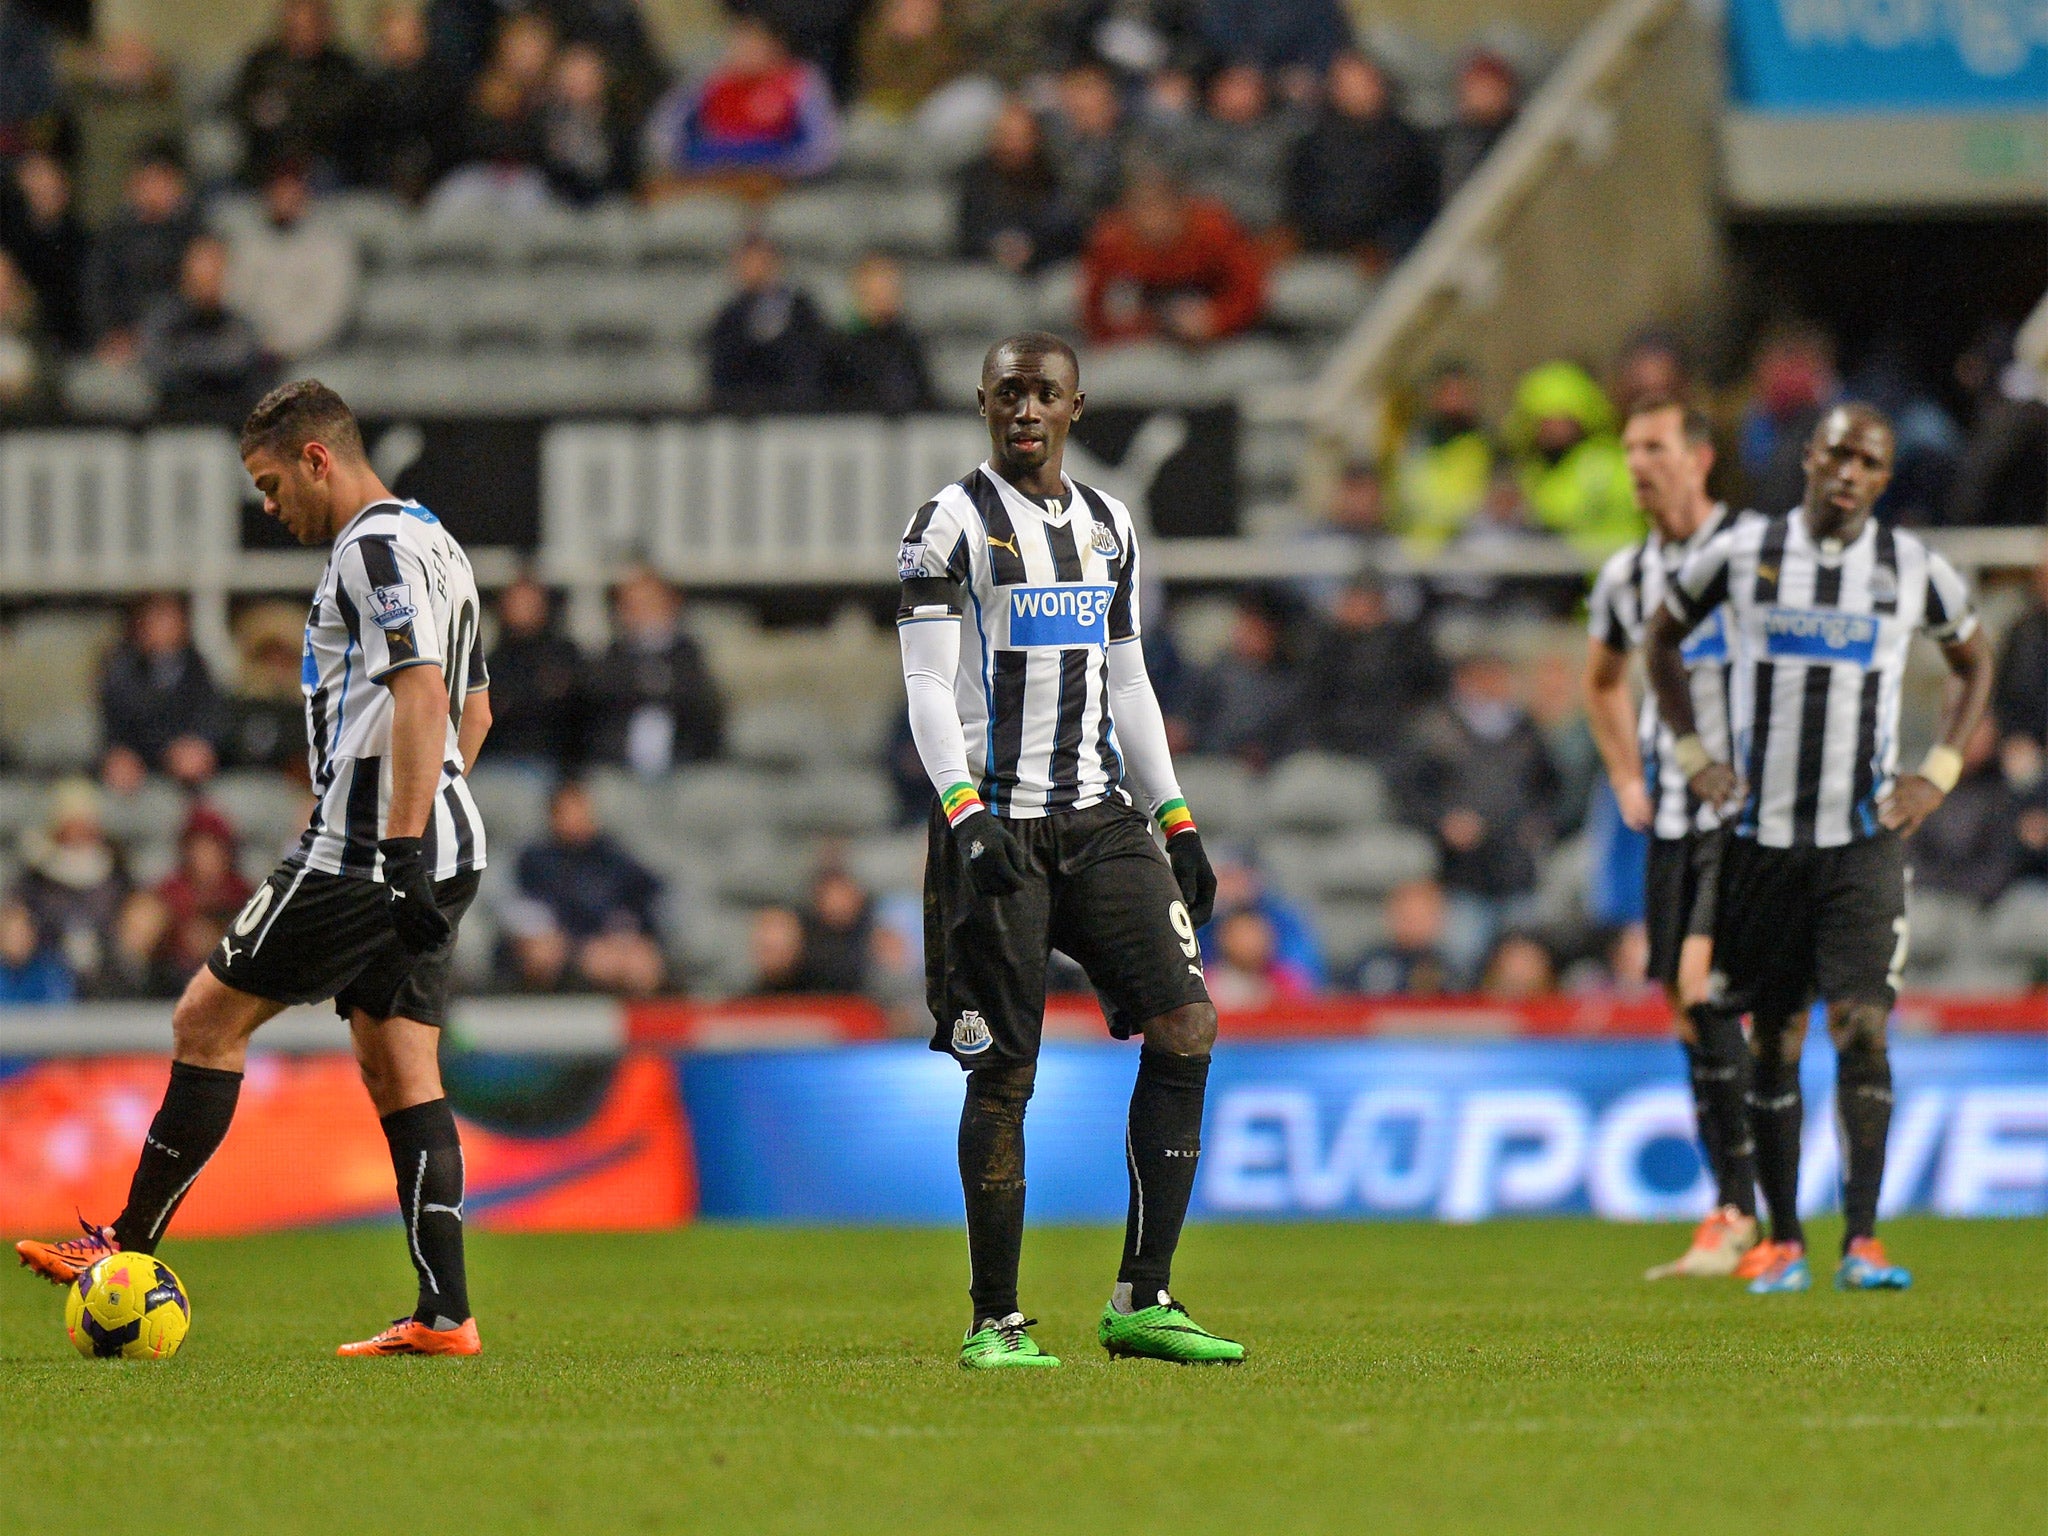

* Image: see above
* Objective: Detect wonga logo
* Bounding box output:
[1679,608,1729,666]
[1762,606,1878,666]
[1007,585,1114,648]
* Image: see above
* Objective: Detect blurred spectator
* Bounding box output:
[827,252,934,413]
[581,568,725,772]
[1394,651,1561,980]
[355,3,456,201]
[68,33,185,229]
[1067,0,1209,79]
[1043,63,1127,219]
[1349,877,1452,995]
[100,593,228,793]
[1437,49,1519,201]
[1480,932,1555,999]
[432,9,555,214]
[1199,851,1323,991]
[140,233,276,425]
[1287,52,1436,262]
[1129,65,1199,165]
[1844,345,1962,525]
[0,0,59,158]
[484,574,582,770]
[1525,650,1598,839]
[1992,557,2048,749]
[644,17,839,186]
[1503,361,1640,557]
[533,0,666,122]
[735,0,869,101]
[541,41,637,204]
[748,906,808,992]
[795,858,875,993]
[1183,593,1298,766]
[505,780,667,994]
[1393,358,1494,549]
[1290,576,1444,762]
[705,235,830,413]
[1080,164,1265,346]
[1949,330,2048,528]
[117,803,253,996]
[856,0,969,118]
[224,604,310,776]
[0,249,55,420]
[1197,0,1352,73]
[1738,326,1838,513]
[0,897,73,1005]
[956,96,1086,274]
[225,163,360,360]
[231,0,365,183]
[1609,327,1692,416]
[1172,63,1302,237]
[953,0,1072,86]
[1205,908,1309,1008]
[82,142,201,362]
[11,779,130,998]
[0,149,86,350]
[1912,717,2017,906]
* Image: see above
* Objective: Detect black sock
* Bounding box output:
[381,1099,470,1326]
[1836,1037,1894,1251]
[112,1061,242,1253]
[1118,1048,1210,1298]
[959,1064,1034,1325]
[1747,1054,1805,1249]
[1686,1004,1757,1218]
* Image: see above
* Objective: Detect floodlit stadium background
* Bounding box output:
[0,0,2044,1229]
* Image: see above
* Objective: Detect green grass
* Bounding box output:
[4,1218,2044,1533]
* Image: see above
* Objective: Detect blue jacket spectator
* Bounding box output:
[704,236,830,415]
[99,593,228,793]
[0,898,73,1005]
[1199,850,1325,992]
[0,0,59,157]
[504,780,668,995]
[644,18,839,182]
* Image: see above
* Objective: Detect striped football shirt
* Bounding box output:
[289,498,489,881]
[896,463,1140,817]
[1587,503,1745,840]
[1665,511,1976,849]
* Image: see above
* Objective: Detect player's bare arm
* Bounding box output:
[1880,626,1992,836]
[1645,606,1737,812]
[1583,638,1653,831]
[457,686,492,774]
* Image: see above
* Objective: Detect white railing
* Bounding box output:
[1305,0,1695,456]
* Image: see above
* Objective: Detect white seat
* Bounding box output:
[637,196,748,262]
[1265,753,1388,829]
[1267,258,1375,330]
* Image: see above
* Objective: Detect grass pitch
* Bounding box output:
[3,1218,2043,1534]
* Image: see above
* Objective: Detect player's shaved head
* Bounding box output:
[239,378,366,465]
[982,331,1079,387]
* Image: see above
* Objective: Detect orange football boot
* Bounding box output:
[1733,1239,1787,1281]
[336,1316,482,1357]
[16,1216,120,1285]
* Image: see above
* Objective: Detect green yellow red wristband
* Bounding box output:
[1155,798,1196,838]
[940,782,984,827]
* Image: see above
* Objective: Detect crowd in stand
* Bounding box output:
[13,538,2048,1014]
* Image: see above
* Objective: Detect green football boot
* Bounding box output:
[959,1313,1061,1369]
[1098,1290,1246,1364]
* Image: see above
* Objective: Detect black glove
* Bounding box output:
[1166,827,1216,929]
[379,836,451,954]
[952,809,1031,898]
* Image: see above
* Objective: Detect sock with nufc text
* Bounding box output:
[112,1061,243,1254]
[959,1065,1034,1325]
[1836,1038,1894,1251]
[382,1099,471,1326]
[1747,1055,1805,1249]
[1686,1004,1757,1218]
[1118,1048,1210,1299]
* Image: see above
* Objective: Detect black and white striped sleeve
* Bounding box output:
[341,535,444,682]
[1665,530,1733,632]
[1107,514,1141,643]
[1586,545,1635,652]
[1920,549,1978,644]
[896,495,972,622]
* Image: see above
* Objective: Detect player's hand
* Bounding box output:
[1167,827,1217,928]
[1613,777,1655,833]
[1687,762,1741,815]
[1878,774,1944,837]
[952,810,1030,898]
[378,836,451,953]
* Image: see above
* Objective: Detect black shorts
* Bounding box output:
[207,862,480,1027]
[1644,829,1724,988]
[1713,832,1907,1024]
[924,798,1211,1068]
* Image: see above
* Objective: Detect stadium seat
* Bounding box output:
[847,828,925,895]
[900,265,1031,337]
[560,275,663,350]
[463,768,551,854]
[208,771,312,865]
[1986,883,2048,964]
[1266,259,1377,331]
[411,205,516,270]
[637,196,749,263]
[1030,264,1083,331]
[670,765,778,838]
[1311,897,1387,970]
[98,779,186,847]
[775,769,894,835]
[712,830,810,905]
[1264,753,1387,830]
[355,275,461,349]
[454,275,562,349]
[1173,757,1261,837]
[873,187,957,256]
[523,204,639,269]
[1199,338,1306,397]
[762,188,876,260]
[1308,827,1440,898]
[0,775,48,841]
